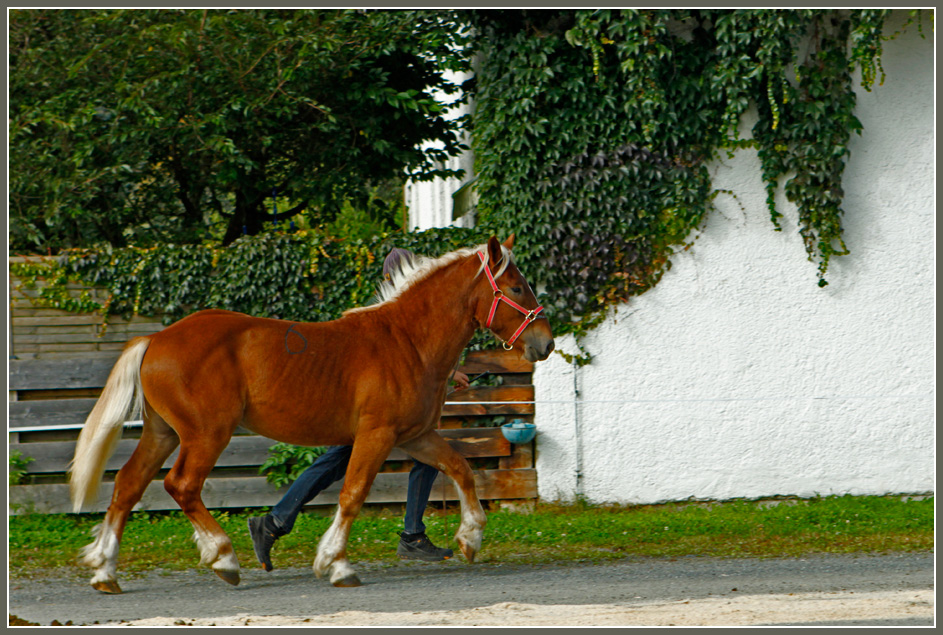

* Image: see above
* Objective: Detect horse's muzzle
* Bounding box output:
[524,337,555,362]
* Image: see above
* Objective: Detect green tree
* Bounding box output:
[9,9,471,251]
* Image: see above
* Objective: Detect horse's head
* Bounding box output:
[475,235,555,362]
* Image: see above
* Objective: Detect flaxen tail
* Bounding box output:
[69,337,150,513]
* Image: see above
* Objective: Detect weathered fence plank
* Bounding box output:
[9,398,99,429]
[443,385,536,416]
[9,470,537,515]
[13,315,160,327]
[9,374,534,429]
[460,348,533,374]
[12,428,512,475]
[10,357,119,391]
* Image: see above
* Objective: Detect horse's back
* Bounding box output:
[144,309,272,366]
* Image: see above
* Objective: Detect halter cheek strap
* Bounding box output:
[477,251,544,350]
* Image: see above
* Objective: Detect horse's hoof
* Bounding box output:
[92,579,122,594]
[332,573,362,588]
[214,568,241,586]
[457,540,478,563]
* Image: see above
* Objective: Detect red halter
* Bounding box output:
[477,251,544,350]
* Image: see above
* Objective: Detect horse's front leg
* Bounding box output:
[398,430,487,563]
[313,426,397,587]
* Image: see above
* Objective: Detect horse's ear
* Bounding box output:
[502,233,516,250]
[487,236,503,266]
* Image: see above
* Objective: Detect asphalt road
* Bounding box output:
[9,552,933,627]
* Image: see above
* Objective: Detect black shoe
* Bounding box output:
[248,514,283,572]
[396,532,453,561]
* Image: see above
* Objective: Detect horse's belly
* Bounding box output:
[241,405,354,447]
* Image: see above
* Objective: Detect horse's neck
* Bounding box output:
[385,256,479,373]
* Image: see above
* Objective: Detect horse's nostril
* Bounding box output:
[545,339,555,357]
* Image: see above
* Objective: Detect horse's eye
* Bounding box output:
[510,287,523,295]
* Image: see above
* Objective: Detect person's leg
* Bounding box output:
[403,460,438,535]
[249,445,352,571]
[398,460,453,561]
[270,446,353,533]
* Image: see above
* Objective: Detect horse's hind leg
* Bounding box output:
[81,405,179,594]
[398,430,487,562]
[314,425,397,587]
[162,427,241,586]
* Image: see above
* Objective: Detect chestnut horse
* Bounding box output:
[69,235,554,593]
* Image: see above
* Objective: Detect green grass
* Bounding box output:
[8,495,933,579]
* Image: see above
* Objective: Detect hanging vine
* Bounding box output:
[469,8,928,328]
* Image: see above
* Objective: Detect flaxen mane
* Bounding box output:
[345,243,515,314]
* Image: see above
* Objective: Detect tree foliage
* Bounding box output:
[9,9,470,251]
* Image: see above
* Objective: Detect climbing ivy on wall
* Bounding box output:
[469,9,928,337]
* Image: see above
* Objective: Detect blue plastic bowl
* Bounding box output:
[501,421,536,444]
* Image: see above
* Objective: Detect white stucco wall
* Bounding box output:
[411,11,934,504]
[535,12,934,503]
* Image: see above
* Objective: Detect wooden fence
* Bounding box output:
[8,257,167,360]
[8,272,537,514]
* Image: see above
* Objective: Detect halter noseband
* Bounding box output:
[477,251,544,350]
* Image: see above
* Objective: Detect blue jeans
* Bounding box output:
[270,445,440,536]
